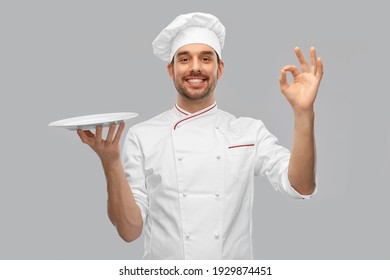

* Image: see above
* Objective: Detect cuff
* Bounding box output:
[282,170,317,199]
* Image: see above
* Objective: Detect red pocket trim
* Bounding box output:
[228,144,255,149]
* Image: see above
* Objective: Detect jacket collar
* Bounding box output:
[173,102,218,130]
[174,102,217,118]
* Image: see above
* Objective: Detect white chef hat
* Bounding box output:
[152,12,226,62]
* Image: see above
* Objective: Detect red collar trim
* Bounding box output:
[174,104,189,116]
[174,103,217,130]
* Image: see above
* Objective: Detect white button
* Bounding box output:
[182,193,187,197]
[185,234,190,239]
[216,155,221,159]
[178,156,183,161]
[216,126,220,130]
[215,192,220,197]
[214,233,220,239]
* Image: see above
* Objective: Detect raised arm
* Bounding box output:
[279,47,324,195]
[77,123,143,242]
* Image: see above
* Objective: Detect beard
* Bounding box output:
[173,70,218,101]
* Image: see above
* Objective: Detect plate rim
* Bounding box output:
[48,112,138,128]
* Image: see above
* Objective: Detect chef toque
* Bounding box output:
[152,12,226,62]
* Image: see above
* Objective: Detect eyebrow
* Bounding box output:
[200,51,215,56]
[176,50,216,57]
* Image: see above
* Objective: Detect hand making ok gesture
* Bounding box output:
[279,47,324,112]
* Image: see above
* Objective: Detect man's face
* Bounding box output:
[168,44,224,101]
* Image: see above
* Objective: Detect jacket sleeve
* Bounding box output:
[253,121,316,199]
[122,127,149,223]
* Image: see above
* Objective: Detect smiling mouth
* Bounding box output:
[185,77,207,86]
[187,78,205,83]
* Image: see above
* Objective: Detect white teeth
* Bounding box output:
[187,79,203,83]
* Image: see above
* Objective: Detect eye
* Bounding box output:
[202,57,211,62]
[180,57,189,63]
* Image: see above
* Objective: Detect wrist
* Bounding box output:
[101,157,122,171]
[293,107,315,118]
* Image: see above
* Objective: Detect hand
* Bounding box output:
[279,47,324,112]
[77,122,125,164]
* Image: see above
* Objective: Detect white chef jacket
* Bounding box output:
[122,102,315,260]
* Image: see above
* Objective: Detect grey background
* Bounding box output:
[1,0,389,259]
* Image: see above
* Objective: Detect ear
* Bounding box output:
[167,63,174,80]
[217,60,225,79]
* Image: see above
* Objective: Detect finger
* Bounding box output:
[316,57,324,80]
[83,130,95,138]
[282,65,301,78]
[95,125,103,144]
[77,129,93,146]
[310,47,317,75]
[113,122,125,144]
[279,69,287,84]
[106,123,116,143]
[294,47,309,73]
[77,129,86,142]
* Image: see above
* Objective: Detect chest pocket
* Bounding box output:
[224,140,256,185]
[227,143,256,154]
[218,124,256,156]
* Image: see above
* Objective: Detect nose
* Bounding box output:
[189,59,201,73]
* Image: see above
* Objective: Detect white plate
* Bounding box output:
[48,112,138,131]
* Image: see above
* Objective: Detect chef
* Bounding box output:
[77,12,323,259]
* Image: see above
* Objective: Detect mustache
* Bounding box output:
[184,70,208,79]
